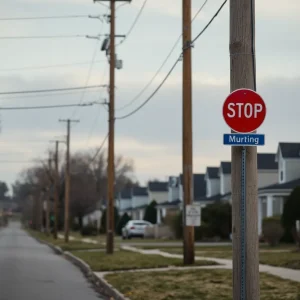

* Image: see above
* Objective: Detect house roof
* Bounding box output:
[179,173,206,200]
[220,162,231,174]
[278,142,300,159]
[259,178,300,192]
[132,186,148,197]
[219,153,277,175]
[257,153,278,170]
[148,181,168,192]
[120,188,132,199]
[206,167,219,179]
[156,199,181,207]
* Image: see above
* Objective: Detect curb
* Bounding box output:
[34,237,64,255]
[64,252,129,300]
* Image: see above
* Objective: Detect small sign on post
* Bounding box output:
[185,204,201,227]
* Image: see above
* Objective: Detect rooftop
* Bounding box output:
[278,142,300,159]
[206,167,219,179]
[148,181,168,192]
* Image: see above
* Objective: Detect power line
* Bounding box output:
[88,133,109,166]
[116,57,181,120]
[0,15,91,21]
[0,35,86,40]
[121,0,148,43]
[2,89,102,100]
[0,102,98,111]
[116,0,228,120]
[115,0,208,111]
[0,85,106,96]
[0,60,106,72]
[71,6,108,118]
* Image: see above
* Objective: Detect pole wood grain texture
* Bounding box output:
[230,0,260,298]
[182,0,194,265]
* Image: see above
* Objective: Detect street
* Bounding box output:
[0,222,106,300]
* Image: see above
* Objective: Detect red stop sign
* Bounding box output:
[222,89,266,133]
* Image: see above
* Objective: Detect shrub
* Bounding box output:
[262,216,284,247]
[116,213,131,236]
[144,200,157,224]
[80,224,98,236]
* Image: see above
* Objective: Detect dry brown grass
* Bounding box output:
[106,269,300,300]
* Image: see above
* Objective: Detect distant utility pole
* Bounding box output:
[95,0,129,255]
[59,119,79,243]
[50,140,65,239]
[46,156,52,236]
[182,0,194,265]
[230,0,260,299]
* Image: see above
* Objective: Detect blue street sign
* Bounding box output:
[223,133,265,146]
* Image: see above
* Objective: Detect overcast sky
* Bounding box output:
[1,0,300,189]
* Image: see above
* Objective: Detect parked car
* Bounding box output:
[122,220,153,239]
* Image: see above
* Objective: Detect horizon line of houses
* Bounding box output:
[84,142,300,235]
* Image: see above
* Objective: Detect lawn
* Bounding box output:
[143,246,300,269]
[71,250,218,272]
[27,229,103,251]
[105,269,300,300]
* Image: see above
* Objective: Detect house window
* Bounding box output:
[280,171,283,181]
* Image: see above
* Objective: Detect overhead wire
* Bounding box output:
[120,0,148,44]
[88,133,109,166]
[0,35,87,39]
[0,60,106,72]
[0,15,91,21]
[85,65,109,146]
[115,0,208,111]
[0,85,106,96]
[116,0,228,120]
[70,6,108,118]
[0,102,98,111]
[1,89,102,100]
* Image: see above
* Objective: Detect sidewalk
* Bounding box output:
[121,245,300,283]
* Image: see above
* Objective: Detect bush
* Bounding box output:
[262,216,284,247]
[80,224,98,236]
[170,211,183,239]
[201,202,232,240]
[144,200,157,224]
[116,213,131,236]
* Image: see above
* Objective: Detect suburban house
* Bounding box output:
[117,188,132,217]
[131,186,148,220]
[204,167,221,201]
[156,176,181,224]
[148,181,168,204]
[258,143,300,234]
[220,153,278,201]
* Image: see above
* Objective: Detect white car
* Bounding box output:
[122,220,153,239]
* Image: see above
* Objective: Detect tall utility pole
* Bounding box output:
[230,0,260,299]
[50,140,64,239]
[59,119,79,243]
[94,0,129,254]
[46,156,52,236]
[182,0,194,265]
[106,0,116,255]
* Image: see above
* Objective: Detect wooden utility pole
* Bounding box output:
[106,0,116,255]
[50,140,63,239]
[182,0,194,265]
[59,119,79,243]
[230,0,260,299]
[94,0,129,254]
[46,156,52,236]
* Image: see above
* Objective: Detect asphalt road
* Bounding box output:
[0,222,106,300]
